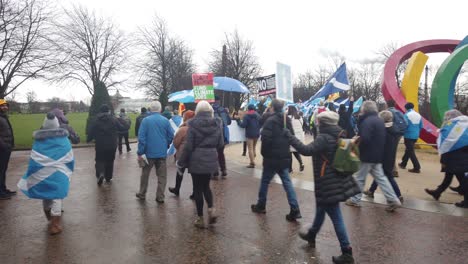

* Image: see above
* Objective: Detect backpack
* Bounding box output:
[390,108,408,135]
[321,132,361,176]
[118,117,131,130]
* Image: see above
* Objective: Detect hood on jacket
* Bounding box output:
[97,112,113,121]
[33,128,69,140]
[318,124,343,138]
[189,112,222,136]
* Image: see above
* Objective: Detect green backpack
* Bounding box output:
[321,132,361,176]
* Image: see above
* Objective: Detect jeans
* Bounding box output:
[401,138,420,170]
[351,163,400,204]
[191,173,213,216]
[0,149,11,193]
[369,166,402,197]
[43,199,62,216]
[138,158,167,201]
[307,203,350,250]
[118,132,131,153]
[247,138,258,165]
[257,166,299,209]
[217,146,226,172]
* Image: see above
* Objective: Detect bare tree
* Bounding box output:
[136,15,194,108]
[352,62,383,102]
[376,42,407,87]
[54,5,129,95]
[209,29,262,109]
[454,63,468,114]
[0,0,57,98]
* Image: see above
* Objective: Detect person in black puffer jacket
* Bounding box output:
[251,99,302,222]
[87,104,122,185]
[178,101,224,229]
[0,99,16,199]
[287,111,359,264]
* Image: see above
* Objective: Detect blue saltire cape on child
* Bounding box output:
[17,128,74,199]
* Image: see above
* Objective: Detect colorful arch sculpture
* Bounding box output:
[431,45,468,127]
[400,51,429,113]
[381,39,459,144]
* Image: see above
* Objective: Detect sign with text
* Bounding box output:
[192,73,215,102]
[256,74,276,96]
[276,62,293,102]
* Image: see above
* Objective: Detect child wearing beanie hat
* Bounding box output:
[42,112,60,130]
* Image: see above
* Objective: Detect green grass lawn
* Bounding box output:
[9,112,138,149]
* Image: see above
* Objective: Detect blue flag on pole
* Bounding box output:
[310,63,350,101]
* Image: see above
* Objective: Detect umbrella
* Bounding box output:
[214,77,250,93]
[168,90,195,103]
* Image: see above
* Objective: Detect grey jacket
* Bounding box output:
[178,112,224,174]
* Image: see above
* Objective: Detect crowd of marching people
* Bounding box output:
[0,94,467,264]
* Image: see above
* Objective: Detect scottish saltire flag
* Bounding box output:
[353,97,364,113]
[333,97,350,109]
[18,131,74,200]
[167,119,180,156]
[263,97,272,107]
[309,63,350,101]
[168,90,195,103]
[437,116,468,155]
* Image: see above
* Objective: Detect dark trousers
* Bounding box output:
[401,138,420,170]
[0,150,12,192]
[173,168,186,192]
[95,160,115,181]
[290,152,303,171]
[217,146,226,172]
[191,173,213,216]
[369,172,402,197]
[434,172,464,194]
[118,132,131,152]
[462,176,468,204]
[242,142,247,155]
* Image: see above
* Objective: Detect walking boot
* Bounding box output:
[251,203,266,214]
[44,209,52,221]
[49,216,63,235]
[208,208,218,224]
[363,190,374,198]
[455,201,468,208]
[194,216,205,229]
[332,247,354,264]
[449,186,464,195]
[221,170,227,179]
[425,189,441,201]
[286,208,302,222]
[299,164,305,172]
[168,187,179,196]
[298,231,316,247]
[212,172,219,181]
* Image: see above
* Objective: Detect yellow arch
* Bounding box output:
[400,51,429,112]
[400,51,432,149]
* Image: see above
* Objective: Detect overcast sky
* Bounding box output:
[17,0,468,102]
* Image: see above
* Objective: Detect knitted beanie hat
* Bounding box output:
[42,112,60,129]
[317,111,339,126]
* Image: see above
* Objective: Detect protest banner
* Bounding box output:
[192,73,215,102]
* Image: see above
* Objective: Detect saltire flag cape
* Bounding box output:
[18,129,74,199]
[309,63,350,101]
[167,119,180,156]
[437,115,468,155]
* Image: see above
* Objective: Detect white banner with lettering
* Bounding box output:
[228,123,246,142]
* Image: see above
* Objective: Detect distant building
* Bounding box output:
[111,90,152,113]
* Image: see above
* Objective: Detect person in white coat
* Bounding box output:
[288,105,305,172]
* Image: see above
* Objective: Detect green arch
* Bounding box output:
[431,45,468,127]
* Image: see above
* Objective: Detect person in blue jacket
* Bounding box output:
[136,101,174,203]
[398,102,423,173]
[236,104,261,168]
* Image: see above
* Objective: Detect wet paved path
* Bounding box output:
[1,145,468,264]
